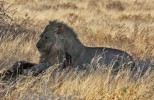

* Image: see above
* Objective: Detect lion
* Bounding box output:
[36,20,135,72]
[1,20,135,81]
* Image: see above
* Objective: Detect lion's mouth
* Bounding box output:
[37,46,52,55]
[39,51,47,55]
[37,48,47,54]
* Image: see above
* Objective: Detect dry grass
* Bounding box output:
[0,0,154,99]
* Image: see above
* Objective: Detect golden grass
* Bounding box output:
[0,0,154,99]
[1,68,154,100]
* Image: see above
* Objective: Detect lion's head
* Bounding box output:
[36,20,81,64]
[36,20,66,55]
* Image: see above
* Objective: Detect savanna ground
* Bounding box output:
[0,0,154,99]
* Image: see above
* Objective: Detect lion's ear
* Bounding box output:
[49,21,52,25]
[55,24,64,34]
[49,20,57,25]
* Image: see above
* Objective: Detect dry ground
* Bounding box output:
[0,0,154,99]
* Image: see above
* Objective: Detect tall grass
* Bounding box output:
[0,0,154,99]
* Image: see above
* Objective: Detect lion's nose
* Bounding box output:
[36,45,40,49]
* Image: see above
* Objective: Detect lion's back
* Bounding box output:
[82,47,135,69]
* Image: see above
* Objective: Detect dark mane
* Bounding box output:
[49,20,81,44]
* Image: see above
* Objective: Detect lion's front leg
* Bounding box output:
[13,61,36,74]
[1,61,36,81]
[31,63,50,76]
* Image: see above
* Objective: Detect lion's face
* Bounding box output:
[36,22,64,55]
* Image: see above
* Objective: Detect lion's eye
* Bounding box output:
[44,37,48,39]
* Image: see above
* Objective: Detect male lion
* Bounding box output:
[1,20,135,81]
[36,20,135,72]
